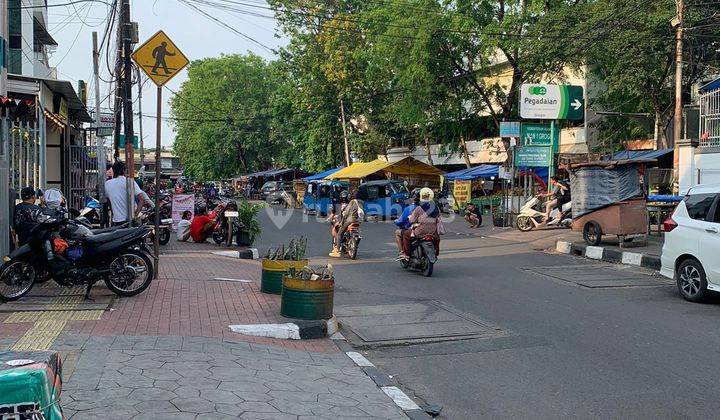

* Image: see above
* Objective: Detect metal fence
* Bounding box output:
[7,120,40,193]
[65,144,100,211]
[699,86,720,148]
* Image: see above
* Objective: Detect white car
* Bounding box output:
[661,183,720,302]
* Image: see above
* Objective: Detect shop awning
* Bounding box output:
[326,157,443,180]
[445,165,499,181]
[700,78,720,94]
[303,167,344,181]
[611,148,673,160]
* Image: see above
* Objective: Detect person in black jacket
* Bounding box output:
[13,187,42,247]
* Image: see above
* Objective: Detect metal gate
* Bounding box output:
[65,145,100,211]
[8,120,40,193]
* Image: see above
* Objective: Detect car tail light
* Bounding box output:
[663,210,678,233]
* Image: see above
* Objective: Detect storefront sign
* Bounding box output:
[515,146,552,167]
[453,180,472,207]
[171,194,194,231]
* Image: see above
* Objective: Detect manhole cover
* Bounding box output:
[523,265,669,288]
[335,301,506,346]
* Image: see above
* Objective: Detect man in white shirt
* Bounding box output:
[105,161,145,225]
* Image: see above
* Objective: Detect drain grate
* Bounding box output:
[335,301,507,346]
[522,264,670,288]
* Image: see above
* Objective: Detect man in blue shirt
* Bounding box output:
[394,191,420,256]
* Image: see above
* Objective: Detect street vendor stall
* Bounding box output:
[570,159,654,246]
[326,157,443,218]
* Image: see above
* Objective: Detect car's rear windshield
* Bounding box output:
[684,193,717,221]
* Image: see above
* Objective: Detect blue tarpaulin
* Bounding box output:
[445,165,500,180]
[611,148,673,161]
[303,167,344,181]
[700,78,720,94]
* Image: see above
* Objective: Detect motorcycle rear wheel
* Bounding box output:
[105,250,154,297]
[0,260,36,301]
[348,238,359,260]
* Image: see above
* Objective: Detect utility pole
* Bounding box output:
[672,0,684,193]
[136,66,145,171]
[339,99,351,166]
[120,0,136,222]
[92,32,105,204]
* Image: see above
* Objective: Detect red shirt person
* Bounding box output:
[189,210,215,243]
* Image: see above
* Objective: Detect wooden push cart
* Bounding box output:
[569,159,654,247]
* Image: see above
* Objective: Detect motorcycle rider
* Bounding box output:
[401,187,440,260]
[329,190,363,258]
[13,187,42,247]
[540,176,570,224]
[394,190,420,257]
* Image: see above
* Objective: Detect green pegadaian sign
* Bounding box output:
[520,84,584,120]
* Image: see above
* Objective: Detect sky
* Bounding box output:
[48,0,286,149]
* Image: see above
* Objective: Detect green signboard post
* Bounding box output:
[119,134,139,148]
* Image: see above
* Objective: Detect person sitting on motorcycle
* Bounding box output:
[540,176,570,223]
[13,187,42,248]
[394,191,420,257]
[401,188,440,260]
[329,191,363,258]
[189,206,215,243]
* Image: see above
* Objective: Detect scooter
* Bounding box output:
[400,235,438,277]
[516,197,572,232]
[335,222,362,260]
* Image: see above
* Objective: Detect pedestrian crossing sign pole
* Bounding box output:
[132,31,189,272]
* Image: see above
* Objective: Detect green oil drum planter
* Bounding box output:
[260,259,308,294]
[281,275,334,320]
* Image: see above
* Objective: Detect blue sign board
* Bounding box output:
[499,121,521,138]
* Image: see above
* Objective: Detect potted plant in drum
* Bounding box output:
[237,200,262,246]
[261,237,309,295]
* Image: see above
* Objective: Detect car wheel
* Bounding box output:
[677,259,709,303]
[583,221,602,246]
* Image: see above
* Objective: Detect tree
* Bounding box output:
[171,53,282,180]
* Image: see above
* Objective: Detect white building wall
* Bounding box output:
[695,153,720,186]
[20,0,33,77]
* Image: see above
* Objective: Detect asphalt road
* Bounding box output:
[255,207,720,419]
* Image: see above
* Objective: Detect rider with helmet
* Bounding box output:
[329,190,363,257]
[400,187,440,260]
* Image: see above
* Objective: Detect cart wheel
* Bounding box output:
[583,221,603,246]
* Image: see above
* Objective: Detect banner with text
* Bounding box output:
[171,194,195,231]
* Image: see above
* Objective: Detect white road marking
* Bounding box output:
[346,351,374,367]
[381,386,421,411]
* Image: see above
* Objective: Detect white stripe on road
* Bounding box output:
[381,386,421,411]
[346,351,374,367]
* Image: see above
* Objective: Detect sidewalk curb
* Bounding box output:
[555,240,661,270]
[228,316,338,340]
[212,248,259,260]
[331,335,434,419]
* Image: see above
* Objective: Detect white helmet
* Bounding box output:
[419,187,434,202]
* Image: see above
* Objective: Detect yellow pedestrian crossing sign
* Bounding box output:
[132,30,189,87]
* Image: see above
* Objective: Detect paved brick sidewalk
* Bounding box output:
[0,241,408,419]
[52,334,406,419]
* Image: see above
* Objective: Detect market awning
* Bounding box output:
[611,148,673,160]
[326,157,443,180]
[445,165,499,181]
[304,167,344,181]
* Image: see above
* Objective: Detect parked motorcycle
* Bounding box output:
[516,196,572,232]
[400,235,437,277]
[0,213,155,302]
[211,201,245,246]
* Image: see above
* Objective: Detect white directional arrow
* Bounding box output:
[571,99,583,110]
